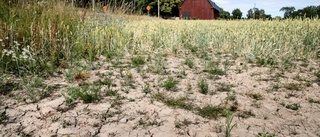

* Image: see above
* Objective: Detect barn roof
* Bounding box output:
[208,0,220,11]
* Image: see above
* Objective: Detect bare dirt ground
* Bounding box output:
[1,51,320,137]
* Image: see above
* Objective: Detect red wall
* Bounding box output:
[179,0,217,19]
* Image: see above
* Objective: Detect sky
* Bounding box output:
[212,0,320,17]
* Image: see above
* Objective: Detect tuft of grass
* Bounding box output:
[257,128,276,137]
[0,81,20,96]
[246,92,264,100]
[208,69,226,76]
[198,79,209,94]
[256,57,277,66]
[131,56,146,66]
[217,83,233,92]
[205,61,226,76]
[284,83,301,91]
[143,84,151,94]
[197,105,229,119]
[163,77,179,91]
[152,93,193,110]
[149,57,165,74]
[0,111,8,124]
[308,98,320,104]
[237,110,256,119]
[184,58,194,68]
[315,71,320,79]
[67,85,101,104]
[164,96,193,110]
[225,111,236,137]
[285,103,301,110]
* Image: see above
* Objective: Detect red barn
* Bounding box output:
[179,0,220,20]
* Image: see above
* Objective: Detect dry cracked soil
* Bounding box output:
[1,51,320,137]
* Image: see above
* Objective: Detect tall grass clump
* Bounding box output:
[0,0,80,76]
[0,0,132,76]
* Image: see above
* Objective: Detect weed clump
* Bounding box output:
[197,105,230,119]
[163,77,179,91]
[198,79,209,94]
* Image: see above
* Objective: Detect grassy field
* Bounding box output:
[1,1,320,137]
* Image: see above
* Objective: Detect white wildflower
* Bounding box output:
[0,39,3,42]
[5,37,8,40]
[14,41,20,46]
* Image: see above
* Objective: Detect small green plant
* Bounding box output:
[149,57,165,74]
[315,71,320,79]
[284,83,301,91]
[237,110,255,119]
[175,119,192,129]
[0,81,20,96]
[131,56,145,66]
[257,128,276,137]
[197,105,229,119]
[67,85,101,104]
[163,77,179,91]
[51,116,60,123]
[164,96,193,110]
[0,111,8,124]
[256,57,277,66]
[225,111,236,137]
[285,103,301,110]
[175,121,181,128]
[205,61,226,76]
[137,118,162,127]
[198,79,209,94]
[184,58,194,68]
[217,83,233,92]
[152,93,193,110]
[308,98,320,104]
[246,92,264,100]
[143,84,151,94]
[251,100,262,108]
[105,89,119,97]
[267,85,280,93]
[208,69,226,76]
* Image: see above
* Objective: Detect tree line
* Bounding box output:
[280,6,320,19]
[71,0,320,19]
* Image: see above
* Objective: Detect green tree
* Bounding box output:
[232,8,242,19]
[317,5,320,17]
[160,0,183,17]
[247,8,269,19]
[247,9,254,19]
[219,8,230,19]
[280,7,296,18]
[302,6,318,18]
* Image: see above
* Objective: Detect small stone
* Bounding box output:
[312,83,318,88]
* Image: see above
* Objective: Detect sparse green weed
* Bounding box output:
[217,83,233,92]
[237,110,256,119]
[198,79,209,94]
[143,84,151,94]
[197,105,229,119]
[257,128,276,137]
[131,56,146,66]
[225,111,236,137]
[246,92,264,100]
[284,83,301,91]
[184,58,194,68]
[285,103,301,110]
[163,77,179,91]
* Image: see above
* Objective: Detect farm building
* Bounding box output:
[179,0,220,20]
